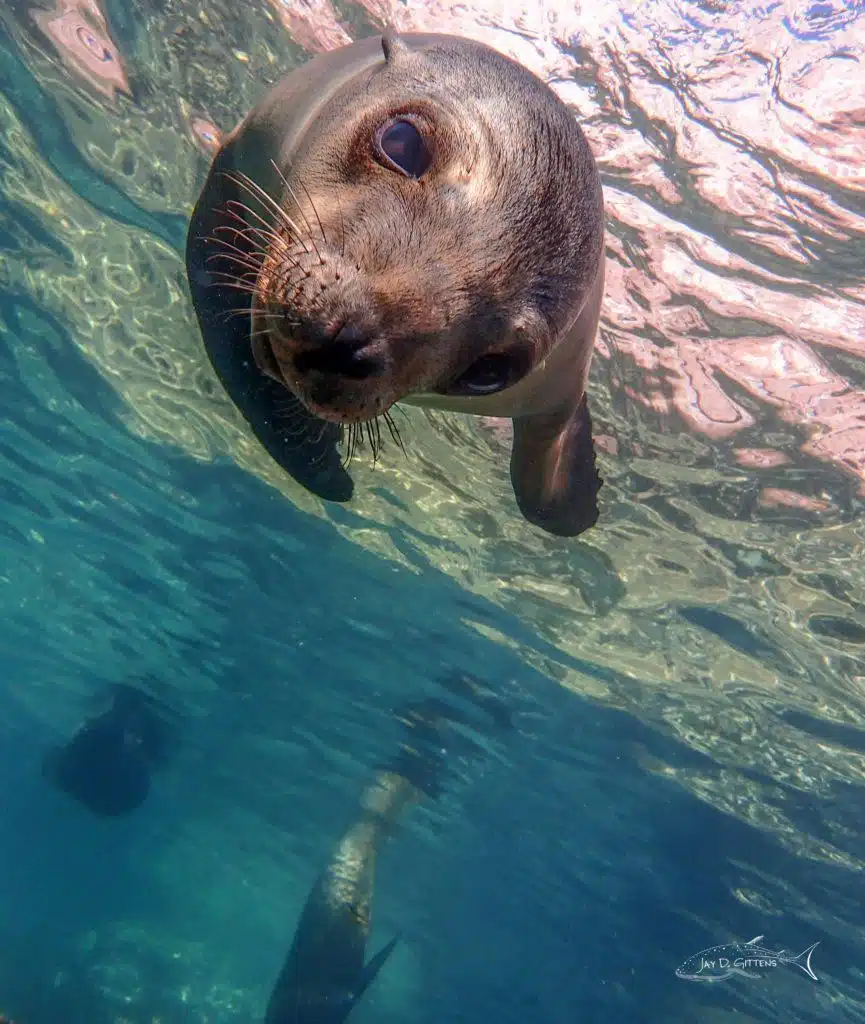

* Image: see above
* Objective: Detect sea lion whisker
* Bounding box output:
[341,423,358,466]
[220,227,305,280]
[225,171,311,255]
[269,402,318,434]
[339,424,351,463]
[313,419,335,448]
[215,216,308,276]
[205,268,257,287]
[218,212,301,266]
[205,236,271,266]
[250,312,300,326]
[309,444,338,469]
[222,305,282,320]
[221,198,278,235]
[279,413,328,446]
[221,201,296,252]
[299,177,329,250]
[270,404,307,428]
[287,419,318,439]
[270,162,326,263]
[373,419,384,465]
[278,420,314,441]
[210,222,273,249]
[335,416,398,467]
[364,421,375,463]
[271,398,306,417]
[270,263,307,295]
[205,248,264,267]
[383,411,406,454]
[388,404,411,426]
[205,252,267,277]
[204,278,260,296]
[279,429,315,450]
[220,307,257,323]
[215,216,266,246]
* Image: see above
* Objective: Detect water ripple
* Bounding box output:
[2,0,865,1021]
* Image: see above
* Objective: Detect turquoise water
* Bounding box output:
[2,0,865,1022]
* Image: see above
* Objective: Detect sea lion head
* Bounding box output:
[232,33,603,426]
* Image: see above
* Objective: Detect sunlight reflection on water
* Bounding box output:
[2,0,865,1020]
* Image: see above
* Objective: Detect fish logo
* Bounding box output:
[675,935,820,983]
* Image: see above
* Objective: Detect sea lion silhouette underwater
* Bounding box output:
[186,31,606,538]
[42,683,176,817]
[265,675,513,1023]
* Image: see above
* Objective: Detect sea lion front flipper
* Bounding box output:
[232,372,353,503]
[352,934,400,1006]
[185,166,353,503]
[509,393,602,538]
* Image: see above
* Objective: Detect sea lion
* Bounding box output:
[264,770,413,1024]
[264,683,515,1023]
[186,31,605,538]
[42,683,174,817]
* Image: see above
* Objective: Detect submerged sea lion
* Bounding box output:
[186,31,606,537]
[265,683,514,1023]
[265,702,446,1024]
[264,770,412,1024]
[42,683,174,817]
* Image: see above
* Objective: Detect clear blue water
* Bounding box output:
[2,1,865,1022]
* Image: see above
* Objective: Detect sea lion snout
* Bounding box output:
[257,244,467,421]
[250,246,390,402]
[293,324,388,381]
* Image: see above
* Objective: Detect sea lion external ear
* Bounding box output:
[381,30,409,63]
[510,394,602,537]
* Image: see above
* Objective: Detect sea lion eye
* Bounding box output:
[375,119,432,179]
[450,353,514,395]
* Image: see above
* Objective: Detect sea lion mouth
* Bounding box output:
[254,318,398,423]
[253,320,388,414]
[299,365,395,423]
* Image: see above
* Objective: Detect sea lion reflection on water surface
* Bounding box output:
[186,31,606,537]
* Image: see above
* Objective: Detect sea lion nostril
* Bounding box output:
[294,324,384,379]
[332,323,368,347]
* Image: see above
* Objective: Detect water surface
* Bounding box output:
[1,0,864,1021]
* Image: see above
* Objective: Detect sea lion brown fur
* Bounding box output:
[186,32,605,537]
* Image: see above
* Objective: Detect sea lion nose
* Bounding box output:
[332,323,371,353]
[294,323,385,379]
